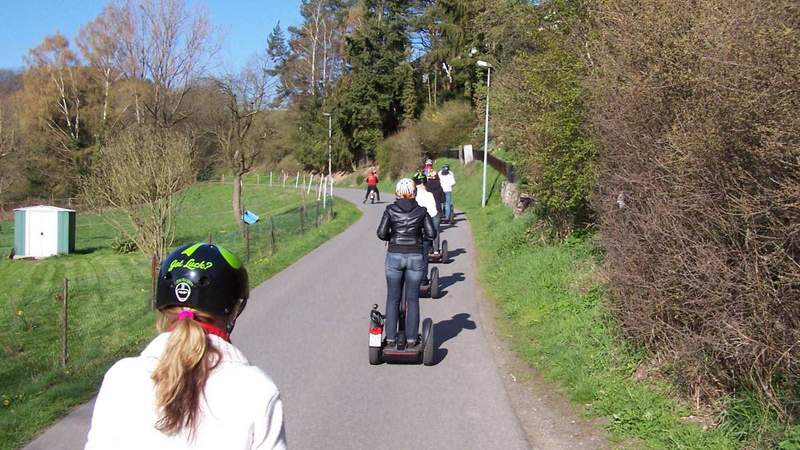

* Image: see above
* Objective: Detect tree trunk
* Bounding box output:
[233,172,245,235]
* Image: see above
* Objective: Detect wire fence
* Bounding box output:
[0,169,337,221]
[208,199,333,264]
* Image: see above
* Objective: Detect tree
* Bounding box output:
[266,23,290,104]
[24,33,85,155]
[414,0,483,102]
[0,102,20,209]
[20,34,97,198]
[335,0,413,163]
[209,58,275,232]
[77,8,124,131]
[400,62,417,125]
[284,0,353,97]
[82,126,195,260]
[91,0,221,128]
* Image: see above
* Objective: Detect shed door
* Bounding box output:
[26,211,57,257]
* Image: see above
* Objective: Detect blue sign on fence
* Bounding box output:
[242,210,260,225]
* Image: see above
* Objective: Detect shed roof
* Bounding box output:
[14,205,76,213]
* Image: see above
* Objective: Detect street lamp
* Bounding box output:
[322,112,333,207]
[477,60,492,208]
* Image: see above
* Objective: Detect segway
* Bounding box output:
[441,204,455,224]
[369,301,434,366]
[419,266,441,299]
[428,239,449,264]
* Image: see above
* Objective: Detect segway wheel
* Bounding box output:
[430,267,440,299]
[441,240,448,264]
[422,318,435,366]
[369,346,382,365]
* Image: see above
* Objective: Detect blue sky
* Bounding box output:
[0,0,303,70]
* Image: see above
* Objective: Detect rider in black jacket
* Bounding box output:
[376,178,437,346]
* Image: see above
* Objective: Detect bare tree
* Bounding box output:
[210,59,275,232]
[25,34,83,156]
[77,9,124,129]
[89,0,221,128]
[285,0,349,96]
[82,126,195,260]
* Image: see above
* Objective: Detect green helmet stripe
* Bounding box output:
[181,242,204,257]
[216,244,242,269]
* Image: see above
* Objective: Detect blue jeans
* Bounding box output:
[385,252,425,341]
[444,192,452,220]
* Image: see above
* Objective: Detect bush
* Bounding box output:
[111,236,138,254]
[377,127,421,179]
[277,154,303,175]
[416,100,475,155]
[489,1,597,233]
[591,0,800,414]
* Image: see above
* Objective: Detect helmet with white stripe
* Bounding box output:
[395,178,416,197]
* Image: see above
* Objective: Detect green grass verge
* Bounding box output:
[442,158,746,449]
[0,183,360,450]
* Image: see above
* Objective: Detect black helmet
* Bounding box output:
[156,242,249,317]
[413,172,426,185]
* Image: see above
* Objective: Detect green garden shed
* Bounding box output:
[14,206,76,259]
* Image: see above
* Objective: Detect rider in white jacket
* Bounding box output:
[86,333,285,450]
[439,164,456,221]
[414,175,438,284]
[415,182,438,219]
[85,243,286,450]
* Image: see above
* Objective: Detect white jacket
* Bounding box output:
[85,333,286,450]
[439,172,456,193]
[415,187,438,218]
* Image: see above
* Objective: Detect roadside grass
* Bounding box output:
[441,158,747,448]
[0,182,360,450]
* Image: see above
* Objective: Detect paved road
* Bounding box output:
[25,189,530,450]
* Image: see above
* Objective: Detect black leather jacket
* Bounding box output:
[377,198,437,253]
[426,179,445,215]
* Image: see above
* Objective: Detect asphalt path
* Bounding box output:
[25,188,530,450]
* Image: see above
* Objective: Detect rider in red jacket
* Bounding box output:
[364,170,380,203]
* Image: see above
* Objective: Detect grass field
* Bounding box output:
[0,182,360,450]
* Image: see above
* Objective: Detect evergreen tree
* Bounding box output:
[335,0,412,163]
[266,23,288,73]
[400,62,417,125]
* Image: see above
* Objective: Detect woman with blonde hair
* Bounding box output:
[376,178,436,347]
[85,243,286,449]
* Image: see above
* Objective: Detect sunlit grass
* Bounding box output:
[0,182,360,450]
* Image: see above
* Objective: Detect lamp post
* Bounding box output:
[323,112,332,208]
[477,60,492,208]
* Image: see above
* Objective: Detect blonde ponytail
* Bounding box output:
[152,307,221,436]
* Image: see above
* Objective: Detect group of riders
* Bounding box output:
[83,158,456,449]
[375,159,456,348]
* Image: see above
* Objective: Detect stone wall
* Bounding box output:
[500,181,533,216]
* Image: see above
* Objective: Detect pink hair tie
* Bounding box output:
[177,310,195,320]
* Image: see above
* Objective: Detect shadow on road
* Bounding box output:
[440,272,465,290]
[446,247,466,261]
[432,313,477,364]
